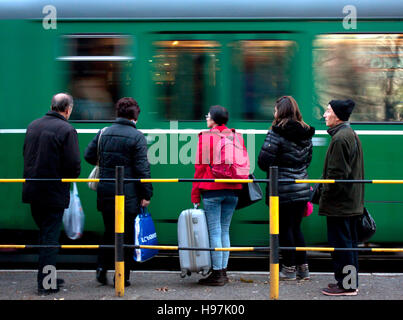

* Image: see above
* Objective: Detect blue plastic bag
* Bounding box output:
[134,207,159,262]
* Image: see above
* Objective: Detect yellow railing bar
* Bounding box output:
[372,180,403,184]
[371,248,403,252]
[0,245,26,249]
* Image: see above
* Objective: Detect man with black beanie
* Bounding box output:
[316,99,364,296]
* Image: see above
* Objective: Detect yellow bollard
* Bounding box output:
[115,166,125,297]
[269,166,279,300]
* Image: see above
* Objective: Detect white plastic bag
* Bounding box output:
[88,165,99,191]
[63,183,85,240]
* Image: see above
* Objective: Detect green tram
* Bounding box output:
[0,1,402,253]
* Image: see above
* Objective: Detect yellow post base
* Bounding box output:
[115,261,125,297]
[270,263,279,300]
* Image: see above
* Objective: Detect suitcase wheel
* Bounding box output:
[202,268,210,276]
[180,269,189,278]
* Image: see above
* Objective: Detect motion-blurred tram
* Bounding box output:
[0,0,402,255]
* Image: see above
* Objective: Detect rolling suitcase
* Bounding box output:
[178,206,211,278]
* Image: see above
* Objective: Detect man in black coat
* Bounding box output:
[23,93,81,295]
[319,99,364,297]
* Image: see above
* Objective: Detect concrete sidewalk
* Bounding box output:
[0,270,402,300]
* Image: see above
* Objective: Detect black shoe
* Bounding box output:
[198,270,225,286]
[38,286,60,295]
[96,267,107,285]
[322,286,358,296]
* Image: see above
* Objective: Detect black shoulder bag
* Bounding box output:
[351,132,376,242]
[236,174,263,210]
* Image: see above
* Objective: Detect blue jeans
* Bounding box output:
[202,193,238,270]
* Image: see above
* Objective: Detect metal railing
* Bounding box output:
[1,166,403,298]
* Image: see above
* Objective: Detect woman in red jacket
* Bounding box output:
[191,105,243,286]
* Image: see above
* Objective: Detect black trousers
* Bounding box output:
[327,216,360,289]
[31,204,64,288]
[279,201,308,267]
[97,210,136,280]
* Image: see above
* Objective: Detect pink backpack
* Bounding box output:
[210,130,250,179]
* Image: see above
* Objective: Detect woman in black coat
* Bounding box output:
[85,97,153,286]
[258,96,315,281]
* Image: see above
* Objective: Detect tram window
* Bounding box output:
[230,40,296,121]
[314,34,403,122]
[152,40,220,120]
[58,35,133,121]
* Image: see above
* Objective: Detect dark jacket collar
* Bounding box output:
[46,110,68,121]
[327,122,350,137]
[115,117,137,129]
[272,120,315,143]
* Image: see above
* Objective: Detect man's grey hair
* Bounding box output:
[51,93,73,113]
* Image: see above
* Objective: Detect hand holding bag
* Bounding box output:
[134,207,159,262]
[88,127,107,191]
[303,187,314,217]
[357,207,376,242]
[236,174,263,209]
[63,183,85,240]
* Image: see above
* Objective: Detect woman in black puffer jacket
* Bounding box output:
[258,96,315,281]
[85,97,153,286]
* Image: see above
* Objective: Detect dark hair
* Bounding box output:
[51,93,73,112]
[272,96,309,128]
[209,105,229,125]
[116,97,140,120]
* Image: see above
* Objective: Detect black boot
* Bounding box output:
[198,269,225,286]
[96,267,107,285]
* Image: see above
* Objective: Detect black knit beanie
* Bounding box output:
[328,99,355,121]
